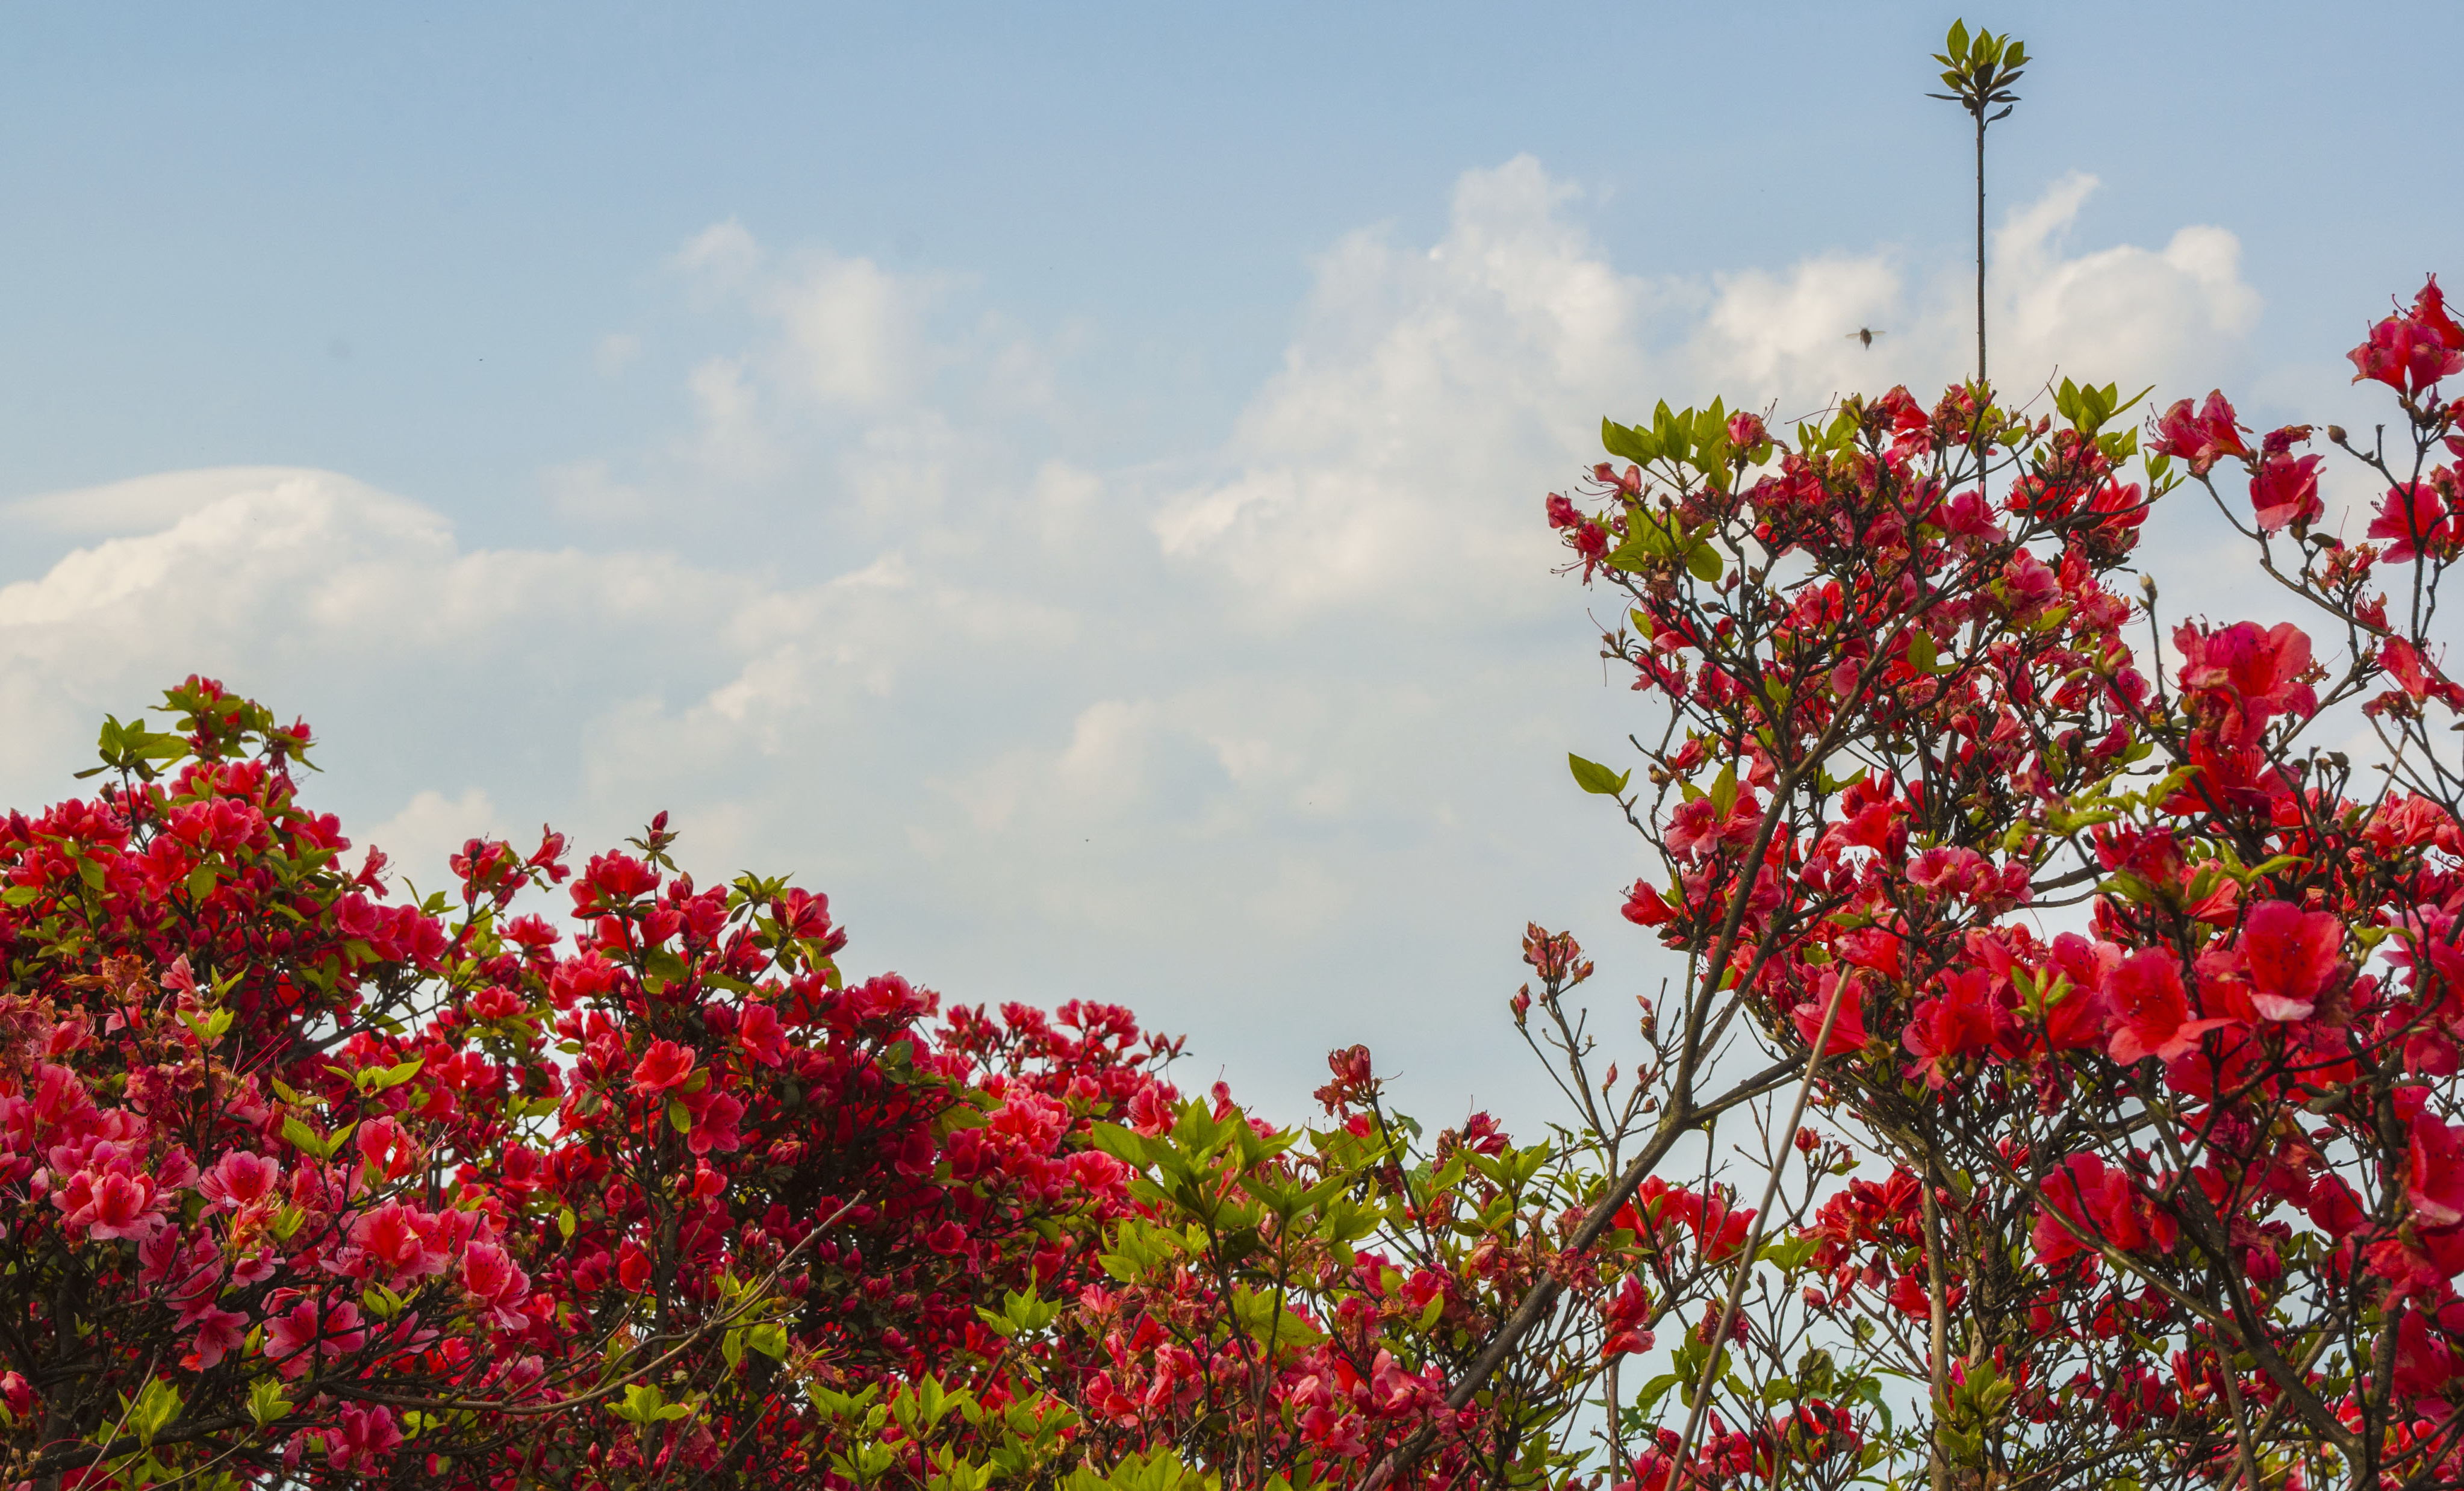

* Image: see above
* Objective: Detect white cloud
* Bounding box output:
[365,787,507,890]
[3,466,328,538]
[673,219,763,296]
[1156,160,2263,643]
[681,356,776,478]
[0,160,2276,1127]
[542,458,652,521]
[767,252,937,408]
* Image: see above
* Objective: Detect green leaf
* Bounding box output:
[745,1321,790,1359]
[1601,417,1659,466]
[280,1115,331,1160]
[367,1056,426,1091]
[247,1377,293,1428]
[1684,538,1725,582]
[1708,762,1738,817]
[1567,753,1632,797]
[128,1378,182,1448]
[609,1383,697,1425]
[1088,1122,1150,1170]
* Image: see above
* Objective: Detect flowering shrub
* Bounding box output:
[0,682,1204,1487]
[0,683,1670,1490]
[1539,275,2464,1491]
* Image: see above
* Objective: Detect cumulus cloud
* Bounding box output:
[1,158,2273,1124]
[1156,158,2262,633]
[767,252,939,408]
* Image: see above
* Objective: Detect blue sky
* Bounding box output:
[3,2,2458,1124]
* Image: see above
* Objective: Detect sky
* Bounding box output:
[3,2,2459,1129]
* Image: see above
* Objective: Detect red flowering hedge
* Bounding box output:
[1,683,1699,1490]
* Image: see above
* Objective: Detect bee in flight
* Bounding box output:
[1847,327,1884,349]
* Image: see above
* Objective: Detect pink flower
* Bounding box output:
[182,1306,247,1371]
[2236,899,2344,1021]
[264,1297,367,1378]
[350,1203,450,1280]
[461,1242,532,1331]
[324,1404,402,1471]
[51,1165,167,1242]
[629,1039,696,1095]
[199,1150,280,1211]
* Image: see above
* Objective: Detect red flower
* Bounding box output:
[628,1039,696,1095]
[615,1239,652,1293]
[1901,968,1999,1083]
[2235,899,2343,1022]
[2106,950,2234,1065]
[2173,620,2316,747]
[2393,1309,2461,1398]
[2033,1154,2178,1264]
[2247,449,2324,534]
[50,1166,168,1243]
[1620,880,1676,927]
[2381,637,2464,708]
[2409,1110,2464,1228]
[1601,1273,1655,1359]
[351,1203,451,1280]
[1793,973,1868,1057]
[2369,481,2459,564]
[461,1242,532,1331]
[2350,278,2464,395]
[735,1002,788,1066]
[2150,391,2247,476]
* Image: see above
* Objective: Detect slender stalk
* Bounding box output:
[1656,979,1851,1491]
[1921,1180,1952,1491]
[1974,113,1988,387]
